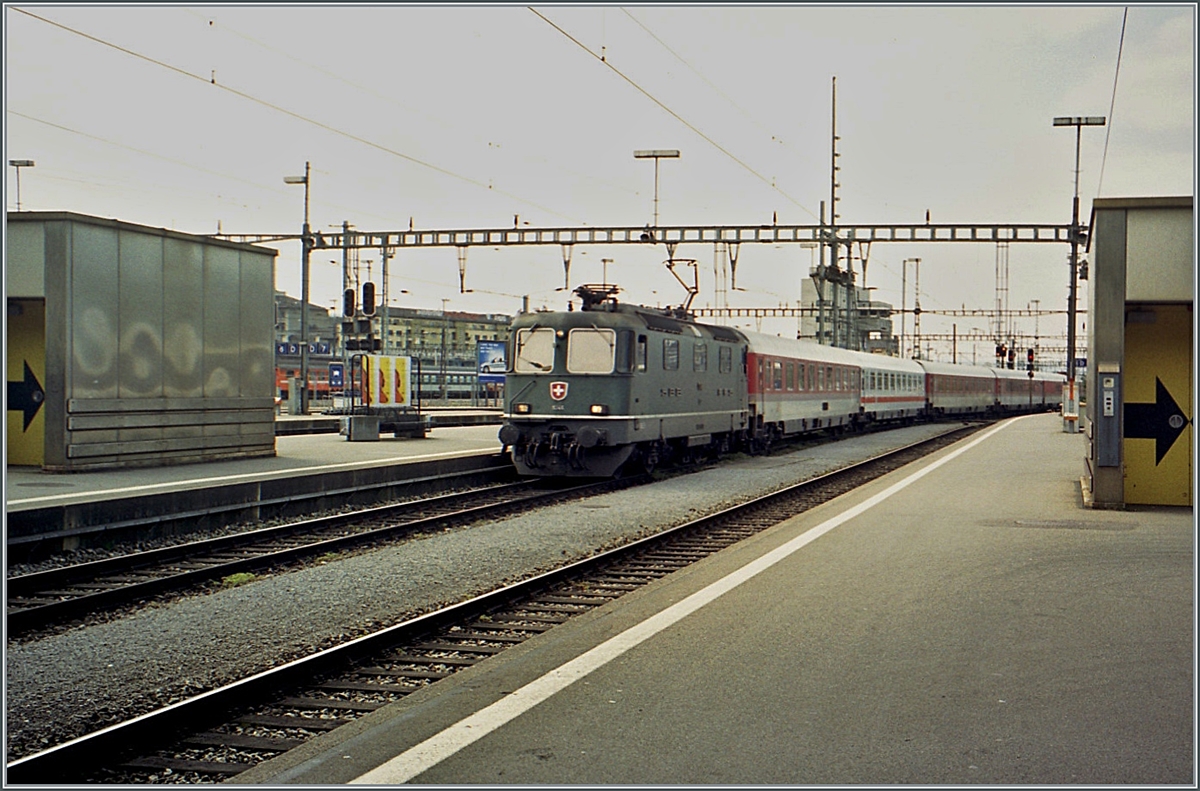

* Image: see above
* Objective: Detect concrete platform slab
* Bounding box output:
[247,413,1193,786]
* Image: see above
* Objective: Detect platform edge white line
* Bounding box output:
[350,418,1016,784]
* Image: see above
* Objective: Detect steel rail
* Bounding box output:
[5,478,631,636]
[6,422,982,783]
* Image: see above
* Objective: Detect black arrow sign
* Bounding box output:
[7,361,46,432]
[1124,377,1191,465]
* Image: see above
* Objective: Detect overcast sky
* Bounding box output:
[4,4,1195,360]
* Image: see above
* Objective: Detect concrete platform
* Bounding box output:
[5,424,507,551]
[273,408,502,435]
[245,413,1194,785]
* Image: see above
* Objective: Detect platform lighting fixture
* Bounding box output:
[284,162,312,415]
[1052,116,1105,433]
[634,149,680,229]
[9,159,34,211]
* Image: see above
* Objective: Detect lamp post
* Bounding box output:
[1053,116,1105,433]
[284,162,312,414]
[633,149,679,228]
[9,159,35,211]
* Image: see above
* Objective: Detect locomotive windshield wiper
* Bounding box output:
[518,357,551,371]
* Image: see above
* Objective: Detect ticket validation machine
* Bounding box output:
[1095,367,1121,468]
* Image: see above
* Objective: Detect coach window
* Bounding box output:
[719,345,732,374]
[567,328,616,374]
[514,327,556,373]
[772,360,783,390]
[663,338,680,371]
[694,342,708,372]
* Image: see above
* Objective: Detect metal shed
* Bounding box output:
[1084,196,1193,507]
[6,212,278,470]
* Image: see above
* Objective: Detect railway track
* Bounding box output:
[6,422,985,784]
[6,477,644,637]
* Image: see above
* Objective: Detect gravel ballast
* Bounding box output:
[6,423,960,763]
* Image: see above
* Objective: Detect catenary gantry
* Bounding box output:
[215,221,1079,250]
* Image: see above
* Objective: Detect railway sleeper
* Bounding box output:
[182,731,306,752]
[440,631,530,643]
[276,696,384,712]
[484,612,572,625]
[412,641,508,654]
[355,666,453,680]
[380,652,478,666]
[120,756,253,776]
[236,714,345,731]
[316,679,422,693]
[467,620,555,632]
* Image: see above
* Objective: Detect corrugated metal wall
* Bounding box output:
[8,213,277,470]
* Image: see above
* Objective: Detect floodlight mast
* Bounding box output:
[634,149,680,228]
[284,162,312,415]
[9,159,35,211]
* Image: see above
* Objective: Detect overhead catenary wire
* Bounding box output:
[182,8,637,206]
[530,7,820,223]
[10,6,584,226]
[1096,6,1128,197]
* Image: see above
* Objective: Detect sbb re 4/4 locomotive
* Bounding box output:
[497,285,749,477]
[497,285,1064,478]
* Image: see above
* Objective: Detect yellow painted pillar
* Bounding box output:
[6,298,46,466]
[1123,304,1193,505]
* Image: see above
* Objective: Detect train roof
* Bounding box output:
[510,301,747,344]
[852,353,926,374]
[915,359,997,379]
[742,331,865,365]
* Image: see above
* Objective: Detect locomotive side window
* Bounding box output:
[514,327,556,373]
[636,335,647,372]
[719,345,732,374]
[693,342,708,372]
[567,328,616,374]
[615,330,634,373]
[663,338,680,370]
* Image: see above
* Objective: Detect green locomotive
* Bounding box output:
[498,285,750,476]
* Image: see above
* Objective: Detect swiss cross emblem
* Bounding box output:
[550,381,569,401]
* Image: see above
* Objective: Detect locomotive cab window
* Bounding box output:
[514,327,556,373]
[567,328,616,374]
